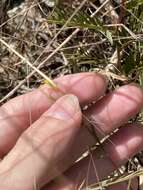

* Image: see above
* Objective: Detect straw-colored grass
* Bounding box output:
[0,0,143,189]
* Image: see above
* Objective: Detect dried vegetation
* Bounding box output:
[0,0,143,189]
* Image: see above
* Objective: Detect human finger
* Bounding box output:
[0,72,107,156]
[85,84,143,138]
[43,123,143,190]
[0,94,82,190]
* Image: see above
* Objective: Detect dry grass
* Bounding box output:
[0,0,143,189]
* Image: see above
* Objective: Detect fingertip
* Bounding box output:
[117,83,143,109]
[45,94,81,121]
[86,83,143,136]
[118,83,143,101]
[104,123,143,164]
[56,72,108,105]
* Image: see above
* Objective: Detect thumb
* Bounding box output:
[0,94,82,190]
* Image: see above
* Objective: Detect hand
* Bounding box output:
[0,72,142,190]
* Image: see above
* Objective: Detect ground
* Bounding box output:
[0,0,143,189]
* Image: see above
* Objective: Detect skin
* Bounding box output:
[0,72,142,189]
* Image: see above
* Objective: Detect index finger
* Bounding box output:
[0,72,107,156]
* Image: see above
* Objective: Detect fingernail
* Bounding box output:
[47,94,80,120]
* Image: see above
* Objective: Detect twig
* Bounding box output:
[0,28,79,103]
[0,38,57,88]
